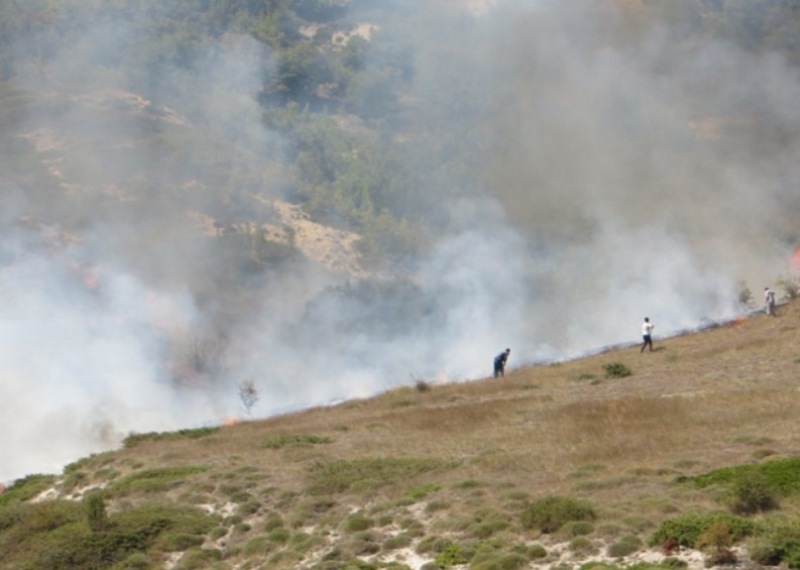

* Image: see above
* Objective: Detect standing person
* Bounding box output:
[641,317,654,353]
[494,348,510,377]
[764,287,776,316]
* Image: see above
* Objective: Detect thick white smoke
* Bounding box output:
[2,1,799,482]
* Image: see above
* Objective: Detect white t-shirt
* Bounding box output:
[642,321,654,336]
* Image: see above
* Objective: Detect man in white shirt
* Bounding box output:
[764,287,776,316]
[641,317,654,353]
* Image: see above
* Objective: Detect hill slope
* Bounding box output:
[3,299,800,569]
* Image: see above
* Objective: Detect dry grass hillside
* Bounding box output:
[4,299,800,570]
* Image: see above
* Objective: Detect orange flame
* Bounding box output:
[729,315,747,328]
[223,417,239,427]
[83,266,99,289]
[791,246,800,272]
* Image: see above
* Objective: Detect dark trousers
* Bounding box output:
[494,362,504,377]
[641,335,652,352]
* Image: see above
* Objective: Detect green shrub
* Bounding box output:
[260,434,333,449]
[416,536,457,555]
[454,480,483,489]
[84,491,108,532]
[62,471,89,494]
[748,519,800,568]
[686,456,800,497]
[123,427,220,448]
[623,516,654,533]
[649,513,754,549]
[520,496,597,533]
[109,466,207,495]
[748,541,784,566]
[525,544,547,559]
[0,474,57,506]
[237,500,261,515]
[727,472,778,514]
[468,518,510,539]
[243,536,276,556]
[173,547,222,570]
[405,483,441,501]
[263,515,284,531]
[560,520,595,537]
[469,551,528,570]
[290,531,322,554]
[607,535,643,558]
[110,551,153,569]
[347,531,380,555]
[233,522,251,533]
[603,362,632,379]
[208,527,227,540]
[343,513,374,533]
[383,534,412,551]
[159,533,205,551]
[434,542,472,567]
[267,527,291,543]
[569,536,597,555]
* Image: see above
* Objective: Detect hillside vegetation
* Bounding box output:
[2,0,800,274]
[3,301,800,569]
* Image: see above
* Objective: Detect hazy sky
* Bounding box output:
[2,0,799,482]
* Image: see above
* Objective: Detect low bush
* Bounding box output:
[560,520,595,537]
[111,551,153,569]
[607,535,643,558]
[603,362,632,379]
[109,466,208,495]
[649,512,754,549]
[267,527,291,543]
[405,483,441,501]
[158,533,205,551]
[0,474,57,506]
[343,513,374,533]
[686,456,800,497]
[383,533,412,551]
[2,501,215,570]
[84,491,108,532]
[727,472,779,514]
[173,547,222,570]
[260,434,334,449]
[570,536,598,555]
[469,550,528,570]
[416,535,455,555]
[425,500,450,513]
[524,544,547,559]
[243,536,276,556]
[747,519,800,568]
[123,428,220,449]
[520,496,597,533]
[433,542,472,566]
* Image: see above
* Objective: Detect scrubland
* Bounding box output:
[3,300,800,570]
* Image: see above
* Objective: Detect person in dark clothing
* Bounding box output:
[494,348,510,377]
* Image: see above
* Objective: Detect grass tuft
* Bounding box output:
[259,434,333,449]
